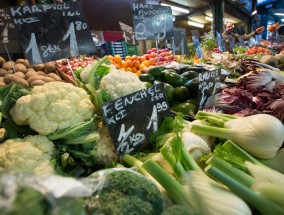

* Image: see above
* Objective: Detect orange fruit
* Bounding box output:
[131,55,139,61]
[139,63,146,71]
[149,58,157,66]
[139,56,146,62]
[136,70,141,76]
[131,67,137,73]
[133,60,140,68]
[107,55,113,61]
[125,55,132,61]
[126,67,132,72]
[273,23,279,28]
[113,55,122,63]
[121,60,128,68]
[126,60,134,67]
[142,60,150,67]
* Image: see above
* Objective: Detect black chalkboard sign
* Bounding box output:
[172,27,188,55]
[9,2,96,65]
[198,67,221,109]
[0,8,18,43]
[119,21,137,45]
[131,3,174,40]
[101,83,171,155]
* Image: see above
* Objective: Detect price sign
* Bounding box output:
[132,3,174,40]
[119,21,137,45]
[198,68,222,109]
[101,83,171,155]
[216,32,226,52]
[9,2,96,65]
[0,8,18,43]
[191,30,203,58]
[172,27,188,55]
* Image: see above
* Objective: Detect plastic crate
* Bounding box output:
[101,42,126,58]
[124,43,138,56]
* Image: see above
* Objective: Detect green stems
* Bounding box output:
[142,159,195,213]
[206,166,284,215]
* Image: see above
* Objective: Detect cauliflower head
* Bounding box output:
[10,82,95,135]
[0,135,55,175]
[99,69,146,99]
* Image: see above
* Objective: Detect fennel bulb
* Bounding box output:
[183,171,252,215]
[192,112,284,159]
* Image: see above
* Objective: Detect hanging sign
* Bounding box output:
[216,32,226,52]
[101,83,171,155]
[119,21,137,45]
[0,8,18,43]
[172,27,188,55]
[9,2,96,65]
[191,30,203,58]
[131,3,174,40]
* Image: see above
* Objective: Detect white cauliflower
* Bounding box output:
[0,135,55,175]
[99,69,146,99]
[10,82,95,135]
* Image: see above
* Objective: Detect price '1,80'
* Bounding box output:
[26,21,87,64]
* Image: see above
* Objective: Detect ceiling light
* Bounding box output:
[205,16,213,22]
[275,13,284,16]
[187,20,204,28]
[282,18,284,22]
[161,3,189,14]
[252,10,257,15]
[173,16,176,21]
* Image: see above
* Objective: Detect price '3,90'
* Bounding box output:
[26,21,87,64]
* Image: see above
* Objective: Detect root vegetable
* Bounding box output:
[4,74,29,88]
[0,82,6,87]
[36,71,46,76]
[14,72,25,79]
[25,70,45,79]
[47,73,61,81]
[0,56,5,67]
[30,80,46,87]
[0,68,12,77]
[27,75,55,85]
[15,59,31,68]
[14,63,27,73]
[2,61,15,71]
[44,62,56,73]
[33,63,44,71]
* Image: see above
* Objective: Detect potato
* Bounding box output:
[4,74,29,88]
[0,77,4,82]
[14,63,27,74]
[47,73,62,81]
[15,58,31,68]
[33,63,44,71]
[30,80,45,87]
[0,56,5,67]
[36,71,46,76]
[25,70,45,79]
[27,75,55,85]
[0,68,12,77]
[2,61,15,71]
[0,82,6,87]
[14,72,26,79]
[44,62,56,73]
[27,68,36,73]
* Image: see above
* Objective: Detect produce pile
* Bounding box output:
[0,51,283,215]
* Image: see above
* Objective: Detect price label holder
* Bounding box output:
[191,30,203,58]
[119,21,137,45]
[131,3,174,41]
[101,83,171,156]
[197,66,222,109]
[9,2,96,65]
[172,27,188,56]
[216,32,226,52]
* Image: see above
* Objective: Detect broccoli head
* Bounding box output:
[84,169,164,215]
[161,204,196,215]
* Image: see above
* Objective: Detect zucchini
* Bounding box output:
[148,66,165,78]
[161,70,187,87]
[139,73,155,83]
[171,102,198,117]
[163,83,174,102]
[173,86,190,102]
[180,70,199,80]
